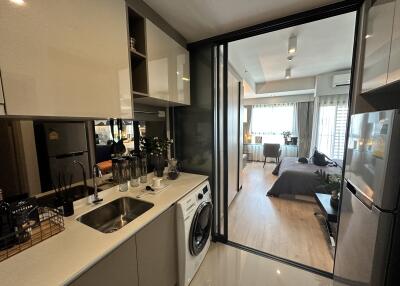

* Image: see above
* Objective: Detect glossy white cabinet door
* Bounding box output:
[361,0,396,92]
[146,19,190,105]
[0,0,131,118]
[175,46,190,105]
[388,0,400,84]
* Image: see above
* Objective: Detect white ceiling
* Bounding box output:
[143,0,342,43]
[229,12,356,84]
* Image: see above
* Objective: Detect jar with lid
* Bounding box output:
[129,156,140,187]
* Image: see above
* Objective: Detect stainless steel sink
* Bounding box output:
[77,197,154,233]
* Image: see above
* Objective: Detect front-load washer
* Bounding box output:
[176,180,213,286]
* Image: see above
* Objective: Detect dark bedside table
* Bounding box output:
[314,193,338,247]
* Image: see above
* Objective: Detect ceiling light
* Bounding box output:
[288,35,297,55]
[276,269,281,275]
[182,77,190,82]
[287,55,293,61]
[285,68,291,79]
[9,0,25,5]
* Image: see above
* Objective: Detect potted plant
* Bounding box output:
[140,137,173,177]
[315,169,341,209]
[281,131,291,145]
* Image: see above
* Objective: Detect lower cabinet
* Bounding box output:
[69,205,177,286]
[136,206,178,286]
[70,235,139,286]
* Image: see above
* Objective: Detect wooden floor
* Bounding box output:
[228,162,334,273]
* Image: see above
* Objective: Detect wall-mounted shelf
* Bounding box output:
[130,49,146,60]
[128,8,148,97]
[131,90,148,98]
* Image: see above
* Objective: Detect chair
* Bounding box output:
[263,143,281,167]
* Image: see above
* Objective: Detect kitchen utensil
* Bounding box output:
[115,119,126,155]
[145,185,155,192]
[110,118,118,155]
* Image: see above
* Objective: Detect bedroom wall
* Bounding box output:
[256,76,316,95]
[243,93,314,106]
[315,70,351,97]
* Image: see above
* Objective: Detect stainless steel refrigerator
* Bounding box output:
[334,109,400,286]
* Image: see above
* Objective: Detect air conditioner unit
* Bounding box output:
[332,73,351,87]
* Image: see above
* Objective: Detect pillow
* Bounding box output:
[312,150,328,166]
[298,157,308,164]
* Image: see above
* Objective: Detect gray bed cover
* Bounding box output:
[267,157,341,197]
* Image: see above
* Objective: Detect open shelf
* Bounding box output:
[128,7,148,97]
[131,90,148,98]
[128,9,146,55]
[130,49,146,60]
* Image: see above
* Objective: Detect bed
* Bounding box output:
[267,157,342,197]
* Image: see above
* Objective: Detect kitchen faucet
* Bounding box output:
[72,160,88,198]
[92,164,103,204]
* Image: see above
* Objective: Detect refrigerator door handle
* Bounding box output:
[346,181,373,210]
[54,151,85,159]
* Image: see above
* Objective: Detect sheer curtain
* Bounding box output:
[250,103,298,144]
[316,95,348,159]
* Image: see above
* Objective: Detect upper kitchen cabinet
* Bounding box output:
[0,0,132,118]
[388,0,400,84]
[361,0,396,92]
[134,18,190,106]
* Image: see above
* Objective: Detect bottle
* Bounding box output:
[140,157,148,184]
[0,189,16,250]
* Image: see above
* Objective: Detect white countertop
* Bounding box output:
[0,172,208,286]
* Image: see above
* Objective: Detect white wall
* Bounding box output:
[256,76,316,95]
[243,93,314,106]
[315,70,351,96]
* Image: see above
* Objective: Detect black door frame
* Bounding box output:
[206,0,363,279]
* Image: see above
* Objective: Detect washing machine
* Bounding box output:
[176,180,213,286]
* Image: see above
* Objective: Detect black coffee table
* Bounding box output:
[314,193,338,247]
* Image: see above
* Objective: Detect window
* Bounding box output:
[316,96,348,159]
[250,104,297,144]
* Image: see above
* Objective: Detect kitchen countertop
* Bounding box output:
[0,172,208,286]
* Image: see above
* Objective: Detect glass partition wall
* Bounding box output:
[213,11,357,276]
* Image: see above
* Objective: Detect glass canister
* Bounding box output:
[129,156,140,187]
[112,158,120,183]
[167,158,180,180]
[140,157,147,184]
[118,157,129,192]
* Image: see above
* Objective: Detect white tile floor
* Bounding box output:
[190,243,333,286]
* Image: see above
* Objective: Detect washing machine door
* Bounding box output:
[189,201,213,256]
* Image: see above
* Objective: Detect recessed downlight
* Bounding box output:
[9,0,25,6]
[288,35,297,55]
[285,68,291,79]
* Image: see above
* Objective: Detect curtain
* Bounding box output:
[315,95,349,159]
[296,101,314,157]
[243,106,252,143]
[250,103,297,143]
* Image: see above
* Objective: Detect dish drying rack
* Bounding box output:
[0,206,65,262]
